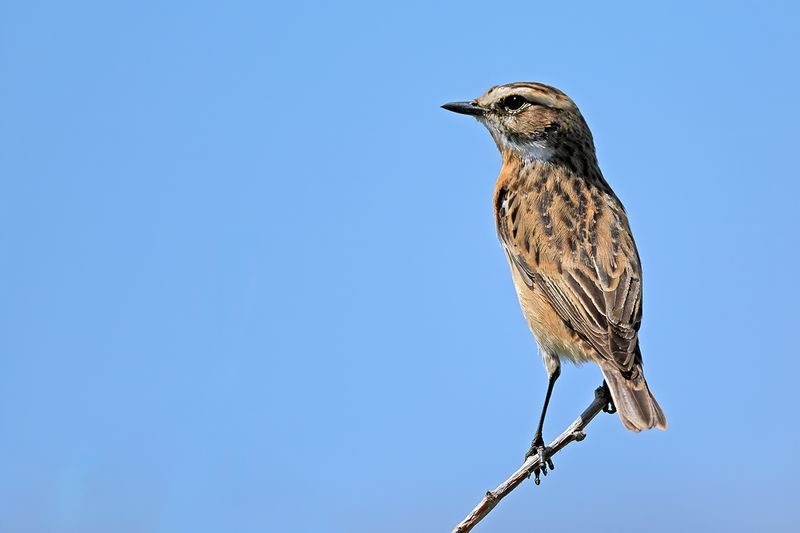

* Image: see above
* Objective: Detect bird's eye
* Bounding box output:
[502,95,527,111]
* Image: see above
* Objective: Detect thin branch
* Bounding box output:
[451,385,611,533]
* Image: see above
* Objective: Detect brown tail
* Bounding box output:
[600,363,667,432]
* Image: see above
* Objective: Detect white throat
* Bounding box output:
[478,118,553,162]
[503,137,553,162]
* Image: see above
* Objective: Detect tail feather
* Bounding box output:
[600,364,666,432]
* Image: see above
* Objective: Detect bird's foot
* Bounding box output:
[524,435,554,485]
[600,382,617,414]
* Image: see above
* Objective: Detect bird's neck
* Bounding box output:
[498,147,610,194]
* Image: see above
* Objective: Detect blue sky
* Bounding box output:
[1,1,799,532]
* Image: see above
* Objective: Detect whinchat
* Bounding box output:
[443,82,666,477]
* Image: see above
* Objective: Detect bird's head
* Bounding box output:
[443,82,596,165]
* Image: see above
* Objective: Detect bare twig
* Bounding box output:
[451,385,611,533]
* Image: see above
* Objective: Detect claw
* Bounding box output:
[538,447,551,477]
[523,441,543,463]
[524,441,552,485]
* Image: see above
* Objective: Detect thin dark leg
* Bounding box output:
[532,369,560,446]
[525,367,560,484]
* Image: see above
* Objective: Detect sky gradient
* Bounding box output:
[2,1,799,532]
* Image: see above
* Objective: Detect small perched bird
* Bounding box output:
[443,82,666,477]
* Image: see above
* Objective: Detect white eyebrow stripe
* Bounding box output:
[480,84,574,110]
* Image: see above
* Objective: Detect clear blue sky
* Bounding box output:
[2,1,798,532]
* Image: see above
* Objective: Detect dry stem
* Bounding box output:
[451,385,610,533]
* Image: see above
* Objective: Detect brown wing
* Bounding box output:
[497,178,642,372]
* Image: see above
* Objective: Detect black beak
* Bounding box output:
[441,101,485,117]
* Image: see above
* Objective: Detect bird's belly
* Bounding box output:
[508,263,593,366]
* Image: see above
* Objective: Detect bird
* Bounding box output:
[442,82,666,480]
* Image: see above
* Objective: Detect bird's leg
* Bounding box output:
[600,380,617,414]
[524,367,560,485]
